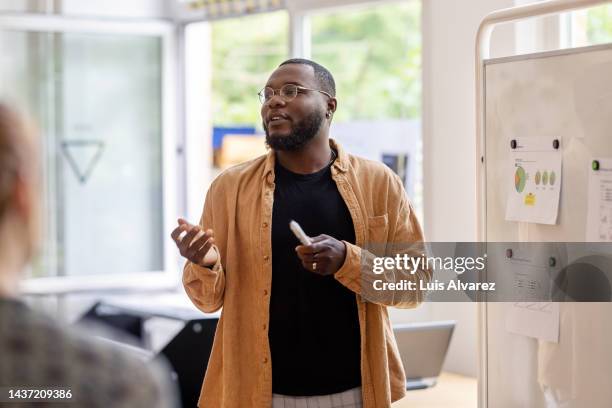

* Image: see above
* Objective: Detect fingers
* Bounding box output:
[193,237,215,264]
[171,218,195,243]
[181,227,201,249]
[301,259,316,273]
[171,224,189,242]
[185,229,214,259]
[296,241,327,256]
[296,245,332,273]
[171,219,216,264]
[298,250,324,263]
[300,254,329,275]
[310,235,327,243]
[295,235,331,261]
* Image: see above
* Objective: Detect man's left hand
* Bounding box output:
[295,234,347,276]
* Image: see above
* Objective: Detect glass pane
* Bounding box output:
[0,1,47,13]
[310,2,423,219]
[571,5,612,47]
[211,11,288,127]
[210,11,288,168]
[587,5,612,44]
[311,2,421,122]
[0,29,164,278]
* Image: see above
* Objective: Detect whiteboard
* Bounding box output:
[483,44,612,407]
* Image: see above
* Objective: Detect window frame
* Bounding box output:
[0,14,180,295]
[286,0,407,57]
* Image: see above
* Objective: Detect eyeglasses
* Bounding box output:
[258,83,332,104]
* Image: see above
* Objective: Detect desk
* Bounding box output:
[392,372,477,408]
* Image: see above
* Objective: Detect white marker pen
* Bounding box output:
[289,220,312,245]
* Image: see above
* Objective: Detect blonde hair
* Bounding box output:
[0,103,32,220]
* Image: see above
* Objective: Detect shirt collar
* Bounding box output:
[330,138,349,173]
[262,138,348,184]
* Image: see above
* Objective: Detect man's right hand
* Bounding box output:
[171,218,218,267]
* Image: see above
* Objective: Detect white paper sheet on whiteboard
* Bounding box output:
[586,158,612,241]
[505,137,562,225]
[506,302,560,343]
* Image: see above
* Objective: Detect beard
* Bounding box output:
[264,109,325,151]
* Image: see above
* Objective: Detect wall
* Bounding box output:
[0,0,50,13]
[59,0,170,19]
[420,0,516,377]
[0,0,170,18]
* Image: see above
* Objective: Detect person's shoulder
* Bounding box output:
[0,302,174,408]
[62,330,174,408]
[346,153,401,184]
[343,152,409,205]
[54,324,175,408]
[209,154,269,191]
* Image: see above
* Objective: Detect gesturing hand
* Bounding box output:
[171,218,218,267]
[295,234,347,276]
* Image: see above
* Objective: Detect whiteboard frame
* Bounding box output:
[485,40,612,66]
[475,1,612,406]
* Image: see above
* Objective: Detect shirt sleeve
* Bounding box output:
[182,183,226,313]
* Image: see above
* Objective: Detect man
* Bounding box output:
[0,104,175,408]
[173,59,430,408]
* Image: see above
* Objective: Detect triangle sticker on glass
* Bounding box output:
[61,140,105,184]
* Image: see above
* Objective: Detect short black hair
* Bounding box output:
[279,58,336,97]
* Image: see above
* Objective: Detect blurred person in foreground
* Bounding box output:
[172,59,430,408]
[0,103,176,408]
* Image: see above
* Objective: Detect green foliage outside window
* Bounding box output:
[587,5,612,44]
[211,2,422,127]
[211,11,288,127]
[311,2,421,122]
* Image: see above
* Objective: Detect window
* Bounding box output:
[211,11,288,127]
[310,1,423,217]
[0,17,176,286]
[210,11,288,168]
[311,2,421,122]
[188,4,422,216]
[571,5,612,47]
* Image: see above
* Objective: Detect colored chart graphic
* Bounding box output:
[515,166,527,193]
[535,169,556,187]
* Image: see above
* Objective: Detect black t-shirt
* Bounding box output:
[268,158,361,396]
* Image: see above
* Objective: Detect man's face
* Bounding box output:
[261,64,328,151]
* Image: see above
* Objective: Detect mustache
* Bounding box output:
[264,110,325,151]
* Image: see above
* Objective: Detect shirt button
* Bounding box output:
[263,357,268,364]
[263,324,267,330]
[262,222,268,228]
[263,289,268,296]
[263,255,269,261]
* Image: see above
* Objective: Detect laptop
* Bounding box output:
[393,321,456,390]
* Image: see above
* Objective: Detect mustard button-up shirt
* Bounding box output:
[183,139,430,408]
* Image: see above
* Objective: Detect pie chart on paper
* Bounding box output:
[515,166,527,193]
